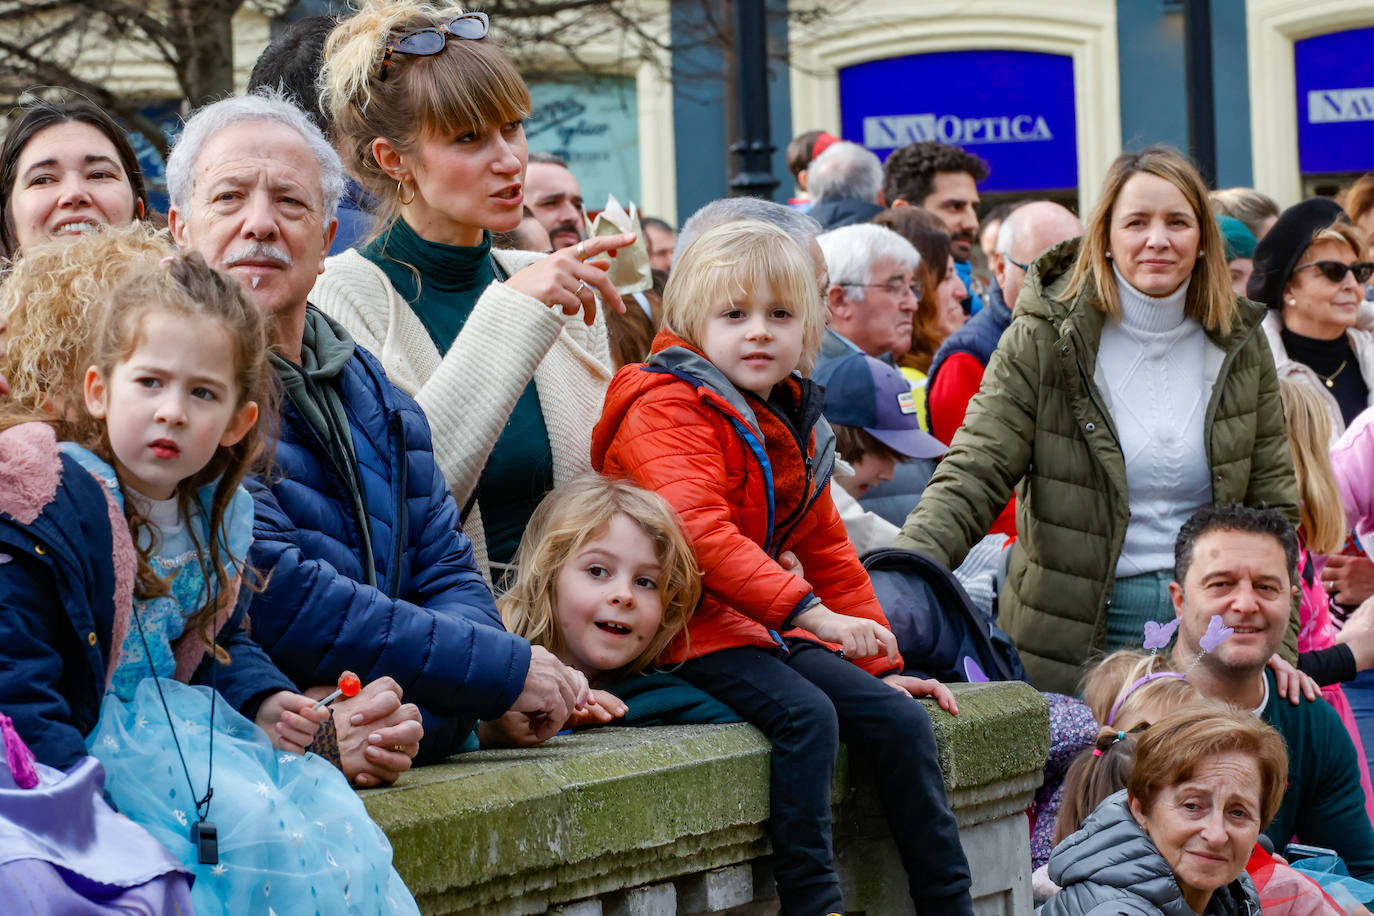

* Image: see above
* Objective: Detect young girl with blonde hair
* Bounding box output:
[594,218,971,916]
[489,474,738,734]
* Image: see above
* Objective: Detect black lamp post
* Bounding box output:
[728,0,779,198]
[1182,0,1217,186]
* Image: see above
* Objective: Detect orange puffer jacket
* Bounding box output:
[591,330,903,677]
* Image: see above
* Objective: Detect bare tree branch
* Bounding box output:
[0,0,844,170]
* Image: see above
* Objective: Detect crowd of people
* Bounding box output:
[7,1,1374,914]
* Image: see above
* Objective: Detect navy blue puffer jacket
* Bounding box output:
[245,311,530,755]
[0,423,295,769]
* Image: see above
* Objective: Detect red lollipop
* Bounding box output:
[313,672,363,708]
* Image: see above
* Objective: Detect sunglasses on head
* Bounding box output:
[378,12,489,82]
[1294,259,1374,285]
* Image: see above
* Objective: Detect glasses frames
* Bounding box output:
[379,12,490,82]
[1293,259,1374,285]
[842,278,922,300]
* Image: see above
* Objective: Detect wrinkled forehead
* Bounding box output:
[1167,753,1264,801]
[867,255,915,282]
[193,122,324,201]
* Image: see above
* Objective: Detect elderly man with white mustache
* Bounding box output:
[165,91,594,786]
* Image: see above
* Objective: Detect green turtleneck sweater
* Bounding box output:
[361,220,554,567]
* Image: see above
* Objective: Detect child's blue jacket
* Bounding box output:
[0,423,294,769]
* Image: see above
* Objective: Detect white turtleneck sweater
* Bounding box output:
[1098,266,1221,577]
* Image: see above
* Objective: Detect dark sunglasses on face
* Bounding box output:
[379,12,490,82]
[1293,259,1374,285]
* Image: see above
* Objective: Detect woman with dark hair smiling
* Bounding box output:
[0,98,148,261]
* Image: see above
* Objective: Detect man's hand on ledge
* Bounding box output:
[305,674,423,787]
[477,648,594,747]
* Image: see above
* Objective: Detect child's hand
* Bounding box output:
[567,689,629,729]
[255,691,331,754]
[882,674,959,715]
[793,604,901,664]
[778,550,805,581]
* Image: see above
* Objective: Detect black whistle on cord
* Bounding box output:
[192,820,219,865]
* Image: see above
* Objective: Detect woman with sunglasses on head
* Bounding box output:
[1250,197,1374,438]
[893,146,1300,696]
[0,97,148,261]
[315,0,633,575]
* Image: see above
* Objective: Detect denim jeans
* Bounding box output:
[1344,668,1374,790]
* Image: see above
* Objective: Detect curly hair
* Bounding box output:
[882,141,988,207]
[0,222,172,423]
[498,474,701,683]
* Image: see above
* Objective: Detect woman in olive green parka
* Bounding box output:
[895,147,1299,695]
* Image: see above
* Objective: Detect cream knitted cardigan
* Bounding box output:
[310,246,614,574]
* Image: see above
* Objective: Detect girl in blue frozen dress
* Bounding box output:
[0,242,419,915]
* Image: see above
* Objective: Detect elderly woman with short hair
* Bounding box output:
[1043,700,1285,915]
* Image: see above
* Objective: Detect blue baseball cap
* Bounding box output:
[812,353,948,459]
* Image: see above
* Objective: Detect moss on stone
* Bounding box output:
[364,682,1048,913]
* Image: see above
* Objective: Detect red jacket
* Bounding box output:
[591,330,902,676]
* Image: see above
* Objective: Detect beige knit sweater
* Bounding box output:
[310,246,614,575]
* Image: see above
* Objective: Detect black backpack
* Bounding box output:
[862,547,1027,683]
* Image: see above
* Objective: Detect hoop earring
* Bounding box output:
[397,180,416,206]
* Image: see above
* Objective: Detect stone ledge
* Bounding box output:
[364,681,1048,915]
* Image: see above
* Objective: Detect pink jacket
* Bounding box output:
[1331,408,1374,548]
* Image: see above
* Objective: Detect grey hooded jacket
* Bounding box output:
[1039,791,1260,916]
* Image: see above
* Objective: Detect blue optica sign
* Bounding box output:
[1295,27,1374,175]
[838,49,1077,193]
